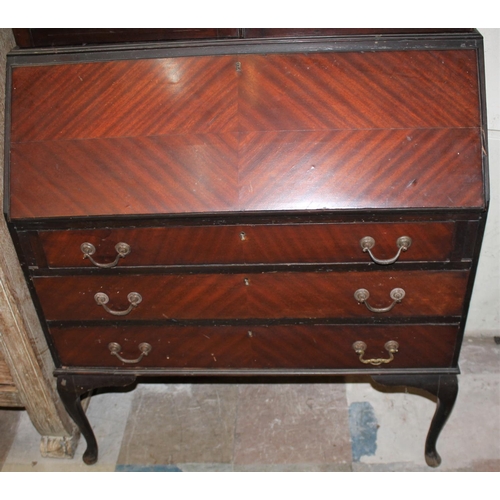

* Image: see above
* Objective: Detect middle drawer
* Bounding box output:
[34,270,468,321]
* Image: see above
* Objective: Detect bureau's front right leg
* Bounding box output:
[56,374,136,465]
[372,374,458,468]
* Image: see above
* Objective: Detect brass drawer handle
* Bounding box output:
[360,236,412,265]
[81,242,131,268]
[354,288,405,313]
[352,340,399,365]
[94,292,142,316]
[108,342,152,364]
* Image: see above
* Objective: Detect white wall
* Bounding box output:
[466,29,500,336]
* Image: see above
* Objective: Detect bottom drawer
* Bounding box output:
[51,324,459,370]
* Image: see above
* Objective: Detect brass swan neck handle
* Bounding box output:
[360,236,412,265]
[81,242,131,268]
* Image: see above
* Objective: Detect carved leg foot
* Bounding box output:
[371,374,458,468]
[57,374,136,465]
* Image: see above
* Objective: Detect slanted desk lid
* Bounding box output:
[7,47,486,219]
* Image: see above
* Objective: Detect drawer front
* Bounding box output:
[34,270,468,321]
[37,222,455,268]
[51,324,459,370]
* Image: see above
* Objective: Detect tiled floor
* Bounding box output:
[1,337,499,472]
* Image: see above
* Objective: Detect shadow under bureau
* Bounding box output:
[4,29,489,466]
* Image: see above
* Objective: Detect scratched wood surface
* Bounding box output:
[33,270,469,321]
[50,323,459,369]
[37,221,456,267]
[0,349,15,386]
[8,50,484,219]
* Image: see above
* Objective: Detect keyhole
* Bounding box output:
[244,278,250,286]
[240,231,246,241]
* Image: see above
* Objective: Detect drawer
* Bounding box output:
[36,222,455,268]
[34,270,468,321]
[50,324,459,370]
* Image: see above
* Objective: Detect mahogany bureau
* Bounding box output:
[3,29,489,466]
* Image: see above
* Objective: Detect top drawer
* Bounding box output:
[35,222,455,268]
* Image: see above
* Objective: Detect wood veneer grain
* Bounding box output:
[50,324,459,370]
[37,221,456,268]
[33,270,469,321]
[8,49,484,219]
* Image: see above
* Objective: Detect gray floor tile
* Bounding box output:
[353,459,500,472]
[459,337,500,374]
[117,383,238,466]
[233,383,352,465]
[346,378,436,467]
[437,374,500,469]
[0,408,21,470]
[176,463,234,472]
[234,463,352,472]
[352,462,435,472]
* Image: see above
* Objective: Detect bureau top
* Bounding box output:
[5,33,488,220]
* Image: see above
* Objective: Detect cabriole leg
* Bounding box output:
[371,374,458,468]
[56,374,136,465]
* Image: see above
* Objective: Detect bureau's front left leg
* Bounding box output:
[372,374,458,468]
[57,374,136,465]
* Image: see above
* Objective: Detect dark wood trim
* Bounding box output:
[450,220,470,262]
[28,231,48,269]
[54,367,460,378]
[452,210,489,367]
[30,261,471,278]
[47,318,462,328]
[476,35,490,206]
[463,221,480,259]
[8,209,486,231]
[12,29,32,48]
[15,231,37,268]
[2,62,12,218]
[242,29,476,39]
[14,29,476,50]
[15,28,241,49]
[6,32,482,68]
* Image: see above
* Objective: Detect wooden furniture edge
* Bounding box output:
[0,28,79,459]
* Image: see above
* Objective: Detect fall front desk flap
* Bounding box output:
[7,50,485,219]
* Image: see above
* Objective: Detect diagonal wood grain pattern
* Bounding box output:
[8,49,484,218]
[50,324,459,370]
[10,56,239,141]
[10,134,239,217]
[33,270,468,321]
[238,129,483,210]
[237,52,480,131]
[37,221,455,268]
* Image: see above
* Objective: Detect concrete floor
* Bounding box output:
[0,336,499,472]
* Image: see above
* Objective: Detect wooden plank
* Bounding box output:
[0,349,15,385]
[0,385,23,407]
